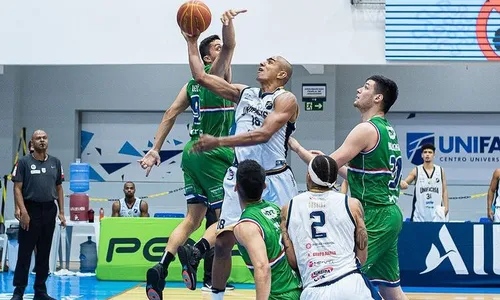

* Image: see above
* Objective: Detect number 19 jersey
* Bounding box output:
[287,190,357,288]
[348,116,402,206]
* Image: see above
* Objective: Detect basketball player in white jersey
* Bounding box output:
[487,168,500,222]
[111,181,149,217]
[400,144,449,222]
[178,31,299,298]
[281,155,381,300]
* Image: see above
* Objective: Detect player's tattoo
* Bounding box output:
[280,208,291,251]
[354,200,367,250]
[356,225,368,250]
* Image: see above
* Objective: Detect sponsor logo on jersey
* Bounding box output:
[311,266,334,282]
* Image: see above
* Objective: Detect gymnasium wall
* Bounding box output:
[0,68,19,177]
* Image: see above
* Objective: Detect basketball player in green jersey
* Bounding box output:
[289,75,408,300]
[233,159,301,300]
[138,9,246,300]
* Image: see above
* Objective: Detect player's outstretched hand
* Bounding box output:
[221,9,247,25]
[138,149,161,177]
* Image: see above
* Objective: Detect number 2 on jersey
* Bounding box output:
[310,211,327,239]
[388,155,402,190]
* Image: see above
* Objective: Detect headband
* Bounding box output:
[308,159,335,189]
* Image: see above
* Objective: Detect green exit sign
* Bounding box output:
[305,102,323,111]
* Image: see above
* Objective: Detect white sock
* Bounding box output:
[211,291,225,300]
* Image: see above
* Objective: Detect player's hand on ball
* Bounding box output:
[181,30,200,42]
[193,134,220,152]
[220,9,247,25]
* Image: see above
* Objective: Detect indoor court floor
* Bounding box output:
[0,273,499,299]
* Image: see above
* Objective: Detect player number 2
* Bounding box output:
[388,155,402,190]
[310,211,327,239]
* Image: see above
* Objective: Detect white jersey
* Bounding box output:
[411,164,444,222]
[234,87,296,171]
[118,198,142,217]
[287,190,358,288]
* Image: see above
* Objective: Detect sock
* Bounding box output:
[194,238,211,258]
[211,288,225,300]
[159,251,175,268]
[203,247,215,284]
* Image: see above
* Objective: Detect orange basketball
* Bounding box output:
[177,0,212,35]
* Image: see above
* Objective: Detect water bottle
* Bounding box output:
[88,209,95,223]
[79,237,97,273]
[70,158,90,193]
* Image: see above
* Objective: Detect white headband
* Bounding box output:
[308,158,335,189]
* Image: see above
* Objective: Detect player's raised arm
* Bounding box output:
[182,32,246,103]
[209,9,247,81]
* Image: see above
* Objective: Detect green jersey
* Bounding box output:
[347,116,402,207]
[186,65,235,140]
[237,201,301,298]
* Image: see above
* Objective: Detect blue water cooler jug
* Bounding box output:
[70,158,90,193]
[79,237,97,273]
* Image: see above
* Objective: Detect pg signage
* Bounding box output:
[96,218,252,283]
[399,222,500,287]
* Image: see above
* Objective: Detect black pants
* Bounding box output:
[13,200,57,294]
[203,207,217,284]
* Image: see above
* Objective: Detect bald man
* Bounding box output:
[11,130,66,300]
[176,30,300,299]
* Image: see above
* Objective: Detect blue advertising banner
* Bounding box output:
[386,0,500,61]
[399,222,500,286]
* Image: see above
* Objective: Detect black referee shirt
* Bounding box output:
[11,154,64,202]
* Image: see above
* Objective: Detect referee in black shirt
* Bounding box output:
[11,130,66,300]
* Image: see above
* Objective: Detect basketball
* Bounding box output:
[177,0,212,35]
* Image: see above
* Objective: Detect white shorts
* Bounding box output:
[300,272,379,300]
[216,165,298,234]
